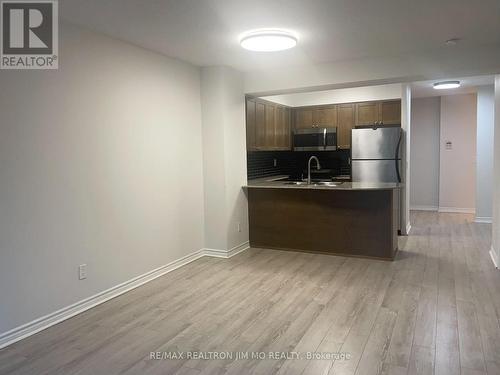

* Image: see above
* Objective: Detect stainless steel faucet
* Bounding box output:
[307,156,321,184]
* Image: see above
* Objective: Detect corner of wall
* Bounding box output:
[492,76,500,261]
[200,66,249,252]
[401,84,411,234]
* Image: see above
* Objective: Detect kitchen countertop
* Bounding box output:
[245,175,402,191]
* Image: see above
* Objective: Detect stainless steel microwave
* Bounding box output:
[293,128,337,151]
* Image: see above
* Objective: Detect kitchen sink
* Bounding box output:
[282,181,344,187]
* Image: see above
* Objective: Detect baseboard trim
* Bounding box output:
[475,216,492,224]
[438,207,475,214]
[0,242,250,349]
[490,247,499,269]
[410,205,438,211]
[227,241,250,257]
[204,241,250,259]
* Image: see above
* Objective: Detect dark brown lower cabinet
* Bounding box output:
[248,187,399,260]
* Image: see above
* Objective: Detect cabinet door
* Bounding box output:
[264,103,276,149]
[255,102,267,149]
[246,98,256,151]
[355,101,379,126]
[337,104,355,149]
[275,106,291,150]
[277,107,291,149]
[313,106,338,128]
[380,100,401,125]
[294,109,313,129]
[284,107,291,149]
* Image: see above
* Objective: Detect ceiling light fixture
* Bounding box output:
[240,29,297,52]
[433,81,461,90]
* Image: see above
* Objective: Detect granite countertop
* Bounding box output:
[244,175,402,191]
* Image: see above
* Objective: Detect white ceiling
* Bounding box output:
[263,83,402,107]
[60,0,500,72]
[411,75,495,98]
[262,76,495,105]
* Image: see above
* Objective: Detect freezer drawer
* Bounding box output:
[351,127,402,159]
[351,159,401,183]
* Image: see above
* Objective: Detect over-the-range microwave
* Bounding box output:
[293,127,337,151]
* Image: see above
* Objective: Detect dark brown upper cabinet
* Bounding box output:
[294,108,314,129]
[337,103,355,149]
[246,98,256,150]
[355,100,401,126]
[294,106,338,129]
[247,98,400,151]
[255,101,267,149]
[246,97,291,151]
[313,106,338,127]
[275,106,291,150]
[379,100,401,125]
[355,101,380,126]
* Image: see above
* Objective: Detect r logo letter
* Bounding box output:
[28,9,48,48]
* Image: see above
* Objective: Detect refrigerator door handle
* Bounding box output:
[323,128,327,150]
[395,159,401,183]
[395,132,402,183]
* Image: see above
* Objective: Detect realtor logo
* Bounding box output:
[1,0,58,69]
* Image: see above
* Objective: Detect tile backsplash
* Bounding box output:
[247,150,350,180]
[246,151,296,180]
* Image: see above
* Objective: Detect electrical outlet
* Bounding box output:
[237,222,241,232]
[78,264,87,280]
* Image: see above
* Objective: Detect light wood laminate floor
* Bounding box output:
[1,212,500,375]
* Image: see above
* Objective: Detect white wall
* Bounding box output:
[492,76,500,266]
[201,69,229,250]
[410,97,441,210]
[439,94,477,213]
[201,67,249,251]
[0,23,205,334]
[401,84,411,234]
[476,86,495,222]
[222,70,249,250]
[262,84,402,107]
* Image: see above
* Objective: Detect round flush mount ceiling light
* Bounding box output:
[433,81,461,90]
[240,29,297,52]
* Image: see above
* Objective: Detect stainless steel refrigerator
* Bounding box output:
[351,127,402,183]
